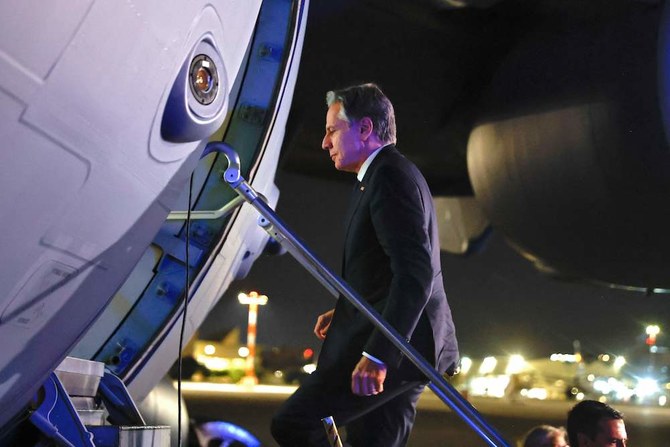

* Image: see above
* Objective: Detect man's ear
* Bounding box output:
[359,117,374,140]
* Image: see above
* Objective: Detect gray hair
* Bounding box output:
[325,83,396,144]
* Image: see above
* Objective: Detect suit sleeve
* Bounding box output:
[363,163,434,367]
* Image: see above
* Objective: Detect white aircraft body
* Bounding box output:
[0,0,308,443]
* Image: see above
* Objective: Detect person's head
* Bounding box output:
[520,425,568,447]
[322,83,396,173]
[567,400,627,447]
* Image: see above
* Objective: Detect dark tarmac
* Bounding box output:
[182,383,670,446]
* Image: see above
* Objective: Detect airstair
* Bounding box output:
[24,141,511,447]
[29,356,170,447]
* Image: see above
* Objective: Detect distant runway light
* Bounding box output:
[505,355,525,375]
[635,378,659,399]
[460,357,472,374]
[550,353,578,363]
[613,356,626,370]
[525,388,548,400]
[479,356,497,375]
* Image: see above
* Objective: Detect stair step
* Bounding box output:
[55,356,105,397]
[88,425,170,447]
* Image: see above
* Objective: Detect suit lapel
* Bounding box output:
[344,180,365,236]
[342,179,365,276]
[343,146,397,237]
[342,145,396,274]
[342,146,395,270]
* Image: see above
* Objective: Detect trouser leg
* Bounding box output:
[271,371,425,447]
[271,373,333,447]
[344,381,425,447]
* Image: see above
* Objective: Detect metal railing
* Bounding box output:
[198,141,511,447]
[166,196,244,221]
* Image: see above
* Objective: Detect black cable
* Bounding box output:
[177,172,194,447]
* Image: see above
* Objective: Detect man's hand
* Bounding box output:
[314,309,335,340]
[351,356,387,396]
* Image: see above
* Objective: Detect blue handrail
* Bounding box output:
[207,141,511,447]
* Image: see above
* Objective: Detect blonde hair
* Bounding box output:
[519,424,568,447]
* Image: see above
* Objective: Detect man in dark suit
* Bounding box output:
[271,83,459,446]
[567,400,627,447]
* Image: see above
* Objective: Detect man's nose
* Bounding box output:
[322,135,330,150]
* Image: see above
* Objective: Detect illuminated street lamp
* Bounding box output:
[238,291,268,385]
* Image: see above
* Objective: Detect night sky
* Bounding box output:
[198,0,670,366]
[201,168,670,362]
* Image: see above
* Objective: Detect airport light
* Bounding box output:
[460,357,473,375]
[635,377,660,400]
[613,356,626,371]
[479,356,497,375]
[204,344,216,355]
[238,291,268,385]
[646,324,660,346]
[505,355,526,375]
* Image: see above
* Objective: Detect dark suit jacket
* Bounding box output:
[317,145,459,381]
